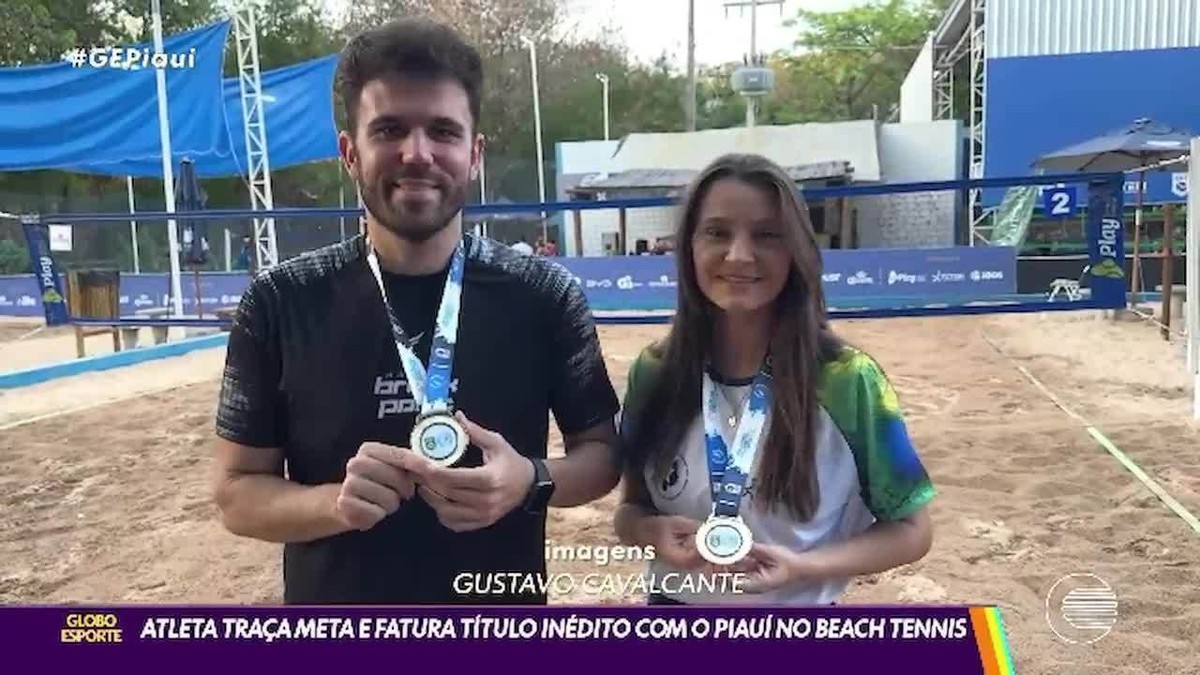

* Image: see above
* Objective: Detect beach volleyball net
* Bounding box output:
[7,172,1133,329]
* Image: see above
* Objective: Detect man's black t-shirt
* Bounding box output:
[215,233,620,605]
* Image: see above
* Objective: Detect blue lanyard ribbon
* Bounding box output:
[365,239,466,416]
[701,367,772,518]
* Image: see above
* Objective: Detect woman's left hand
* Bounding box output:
[736,543,813,594]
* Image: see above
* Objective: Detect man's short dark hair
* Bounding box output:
[335,18,483,133]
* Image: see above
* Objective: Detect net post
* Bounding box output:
[1187,138,1198,419]
[1159,204,1175,341]
[1085,175,1127,311]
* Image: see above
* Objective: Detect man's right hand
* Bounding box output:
[335,442,417,531]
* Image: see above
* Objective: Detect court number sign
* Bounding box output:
[1043,186,1077,218]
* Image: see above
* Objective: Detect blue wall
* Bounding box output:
[984,47,1199,207]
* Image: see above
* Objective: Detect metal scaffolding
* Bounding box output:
[931,0,988,245]
[967,0,988,246]
[232,5,278,269]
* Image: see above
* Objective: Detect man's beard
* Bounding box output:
[360,173,467,243]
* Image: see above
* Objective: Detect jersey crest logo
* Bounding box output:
[658,456,688,501]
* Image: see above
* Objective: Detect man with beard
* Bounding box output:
[210,18,622,605]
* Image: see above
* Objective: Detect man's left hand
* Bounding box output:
[396,411,535,533]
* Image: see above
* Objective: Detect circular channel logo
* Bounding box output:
[1045,573,1118,645]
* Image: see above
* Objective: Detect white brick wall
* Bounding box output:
[855,191,958,248]
[855,121,961,249]
[573,187,958,255]
[555,119,963,254]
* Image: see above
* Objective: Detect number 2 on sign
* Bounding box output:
[1045,187,1076,218]
[1050,192,1070,215]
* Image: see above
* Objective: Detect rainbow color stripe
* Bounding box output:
[969,606,1015,674]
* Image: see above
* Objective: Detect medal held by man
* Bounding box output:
[367,239,469,467]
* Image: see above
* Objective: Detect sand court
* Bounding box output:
[1,312,1198,673]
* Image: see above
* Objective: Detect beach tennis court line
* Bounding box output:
[0,378,215,431]
[980,331,1200,536]
[0,333,229,390]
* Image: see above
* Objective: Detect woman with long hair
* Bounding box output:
[613,153,935,605]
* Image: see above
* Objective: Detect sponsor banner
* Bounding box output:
[0,272,251,319]
[18,221,69,326]
[1085,178,1128,310]
[562,247,1016,310]
[558,255,679,311]
[13,605,1012,673]
[0,246,1017,318]
[820,246,1016,302]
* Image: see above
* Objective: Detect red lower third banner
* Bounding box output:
[14,605,1015,673]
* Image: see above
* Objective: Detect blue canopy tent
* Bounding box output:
[1034,118,1194,301]
[0,22,233,175]
[0,13,341,323]
[0,20,339,175]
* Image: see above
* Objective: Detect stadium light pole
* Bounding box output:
[595,73,610,141]
[521,35,548,242]
[152,0,185,318]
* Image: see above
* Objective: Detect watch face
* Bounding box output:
[533,481,554,506]
[525,461,554,512]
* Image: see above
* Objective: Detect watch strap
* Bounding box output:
[523,457,553,513]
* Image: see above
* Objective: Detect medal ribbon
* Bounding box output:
[700,367,772,518]
[365,239,466,417]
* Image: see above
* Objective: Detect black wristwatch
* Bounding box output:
[522,457,555,513]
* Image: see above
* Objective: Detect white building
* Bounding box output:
[555,118,963,257]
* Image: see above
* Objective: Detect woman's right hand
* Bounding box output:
[645,515,707,571]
